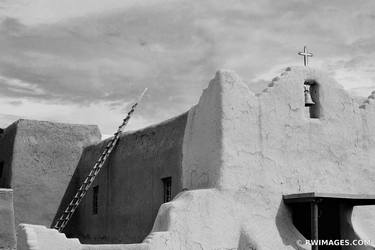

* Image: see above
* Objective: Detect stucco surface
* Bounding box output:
[11,120,101,227]
[17,224,182,250]
[61,113,187,244]
[0,189,16,250]
[17,67,375,249]
[17,224,81,250]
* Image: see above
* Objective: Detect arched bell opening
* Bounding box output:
[304,80,320,119]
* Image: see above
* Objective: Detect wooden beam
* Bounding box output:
[283,192,375,205]
[311,202,319,250]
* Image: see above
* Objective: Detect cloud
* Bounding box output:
[0,74,46,96]
[0,97,151,133]
[0,2,218,128]
[1,0,375,133]
[0,0,175,25]
[0,113,23,128]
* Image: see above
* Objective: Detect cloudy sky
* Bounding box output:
[1,0,375,135]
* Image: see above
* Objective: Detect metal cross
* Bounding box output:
[298,46,313,66]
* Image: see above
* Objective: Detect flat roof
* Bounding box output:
[283,192,375,206]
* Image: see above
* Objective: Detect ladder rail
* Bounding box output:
[53,88,148,232]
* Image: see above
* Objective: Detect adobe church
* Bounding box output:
[1,66,375,250]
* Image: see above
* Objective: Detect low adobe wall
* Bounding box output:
[17,224,176,250]
[0,189,16,250]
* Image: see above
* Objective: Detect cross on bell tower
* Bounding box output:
[298,46,313,66]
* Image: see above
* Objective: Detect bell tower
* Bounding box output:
[304,80,320,119]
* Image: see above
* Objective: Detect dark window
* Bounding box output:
[288,201,340,250]
[162,177,172,203]
[0,162,4,179]
[93,185,99,215]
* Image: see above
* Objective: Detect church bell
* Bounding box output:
[304,85,315,107]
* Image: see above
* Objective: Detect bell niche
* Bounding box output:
[304,80,320,119]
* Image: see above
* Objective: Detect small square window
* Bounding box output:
[93,185,99,215]
[162,177,172,203]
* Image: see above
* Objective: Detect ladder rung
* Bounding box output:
[56,219,63,224]
[73,197,81,203]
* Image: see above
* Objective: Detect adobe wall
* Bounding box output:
[62,112,188,244]
[17,224,175,250]
[10,120,101,227]
[0,189,16,250]
[182,66,375,192]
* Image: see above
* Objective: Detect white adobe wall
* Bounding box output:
[183,67,370,193]
[181,73,223,189]
[17,224,177,250]
[17,224,81,250]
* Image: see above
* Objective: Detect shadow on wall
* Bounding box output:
[275,200,307,250]
[340,205,375,250]
[276,200,375,250]
[51,152,84,235]
[237,229,258,250]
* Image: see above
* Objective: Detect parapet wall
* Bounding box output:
[182,67,375,192]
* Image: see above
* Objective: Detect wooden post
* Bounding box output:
[311,201,319,250]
